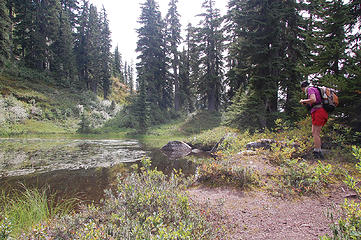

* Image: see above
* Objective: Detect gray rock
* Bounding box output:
[246,139,276,150]
[161,141,192,159]
[246,139,300,150]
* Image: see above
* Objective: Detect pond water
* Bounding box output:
[0,138,201,203]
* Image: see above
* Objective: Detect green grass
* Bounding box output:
[126,111,224,149]
[0,186,76,237]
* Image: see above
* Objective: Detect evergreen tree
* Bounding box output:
[128,63,134,94]
[135,0,168,129]
[278,0,306,121]
[0,0,10,70]
[12,0,35,60]
[124,60,128,84]
[113,45,123,80]
[224,0,288,129]
[197,0,224,112]
[185,23,200,111]
[178,48,194,112]
[60,0,80,29]
[165,0,181,111]
[307,0,348,86]
[31,0,61,70]
[86,4,102,93]
[337,0,361,131]
[51,9,77,86]
[75,0,90,89]
[100,5,112,99]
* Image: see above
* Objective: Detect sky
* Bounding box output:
[90,0,228,65]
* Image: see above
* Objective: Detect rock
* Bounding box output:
[246,139,276,150]
[246,139,300,150]
[210,133,239,153]
[191,149,204,154]
[161,141,192,159]
[237,150,257,156]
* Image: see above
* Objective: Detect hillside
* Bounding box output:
[0,64,129,136]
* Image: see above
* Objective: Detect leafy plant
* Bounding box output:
[322,146,361,240]
[21,158,213,239]
[281,159,332,195]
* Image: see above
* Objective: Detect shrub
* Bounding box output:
[196,159,260,188]
[21,159,213,239]
[280,159,332,195]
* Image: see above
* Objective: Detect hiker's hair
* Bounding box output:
[300,81,309,88]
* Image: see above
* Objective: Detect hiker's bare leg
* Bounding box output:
[312,124,322,149]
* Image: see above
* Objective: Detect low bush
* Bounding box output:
[280,159,332,195]
[196,160,260,188]
[322,146,361,240]
[19,159,213,239]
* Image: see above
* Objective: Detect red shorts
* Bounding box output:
[311,108,328,126]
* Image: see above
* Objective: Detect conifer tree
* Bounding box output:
[135,0,168,130]
[86,4,102,93]
[100,5,112,99]
[32,0,61,70]
[128,63,134,94]
[60,0,79,29]
[124,60,128,85]
[113,45,123,80]
[165,0,181,111]
[224,0,288,129]
[12,0,35,60]
[307,0,348,86]
[75,0,90,89]
[197,0,224,112]
[185,23,200,111]
[51,9,77,86]
[0,0,10,70]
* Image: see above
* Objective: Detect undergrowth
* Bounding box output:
[0,186,75,238]
[15,158,214,239]
[321,146,361,240]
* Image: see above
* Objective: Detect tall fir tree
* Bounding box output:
[75,0,90,89]
[197,0,224,112]
[278,0,305,121]
[86,4,102,93]
[12,0,35,60]
[28,0,61,70]
[185,23,200,111]
[0,0,11,70]
[51,9,77,86]
[128,63,134,94]
[60,0,79,29]
[99,5,112,99]
[224,0,288,129]
[165,0,181,111]
[112,45,123,80]
[135,0,168,130]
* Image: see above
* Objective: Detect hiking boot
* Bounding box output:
[313,151,325,160]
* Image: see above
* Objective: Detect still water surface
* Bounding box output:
[0,138,199,203]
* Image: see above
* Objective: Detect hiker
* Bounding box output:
[299,81,328,159]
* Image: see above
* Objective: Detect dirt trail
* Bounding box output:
[188,184,349,239]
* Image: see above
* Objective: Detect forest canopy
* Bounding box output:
[0,0,360,132]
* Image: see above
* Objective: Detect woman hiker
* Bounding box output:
[299,81,328,159]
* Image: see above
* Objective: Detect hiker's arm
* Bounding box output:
[300,94,316,105]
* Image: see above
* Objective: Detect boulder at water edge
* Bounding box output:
[161,141,192,159]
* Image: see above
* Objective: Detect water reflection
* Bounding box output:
[0,138,146,177]
[0,138,209,204]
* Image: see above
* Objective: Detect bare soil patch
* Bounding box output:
[188,185,349,240]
